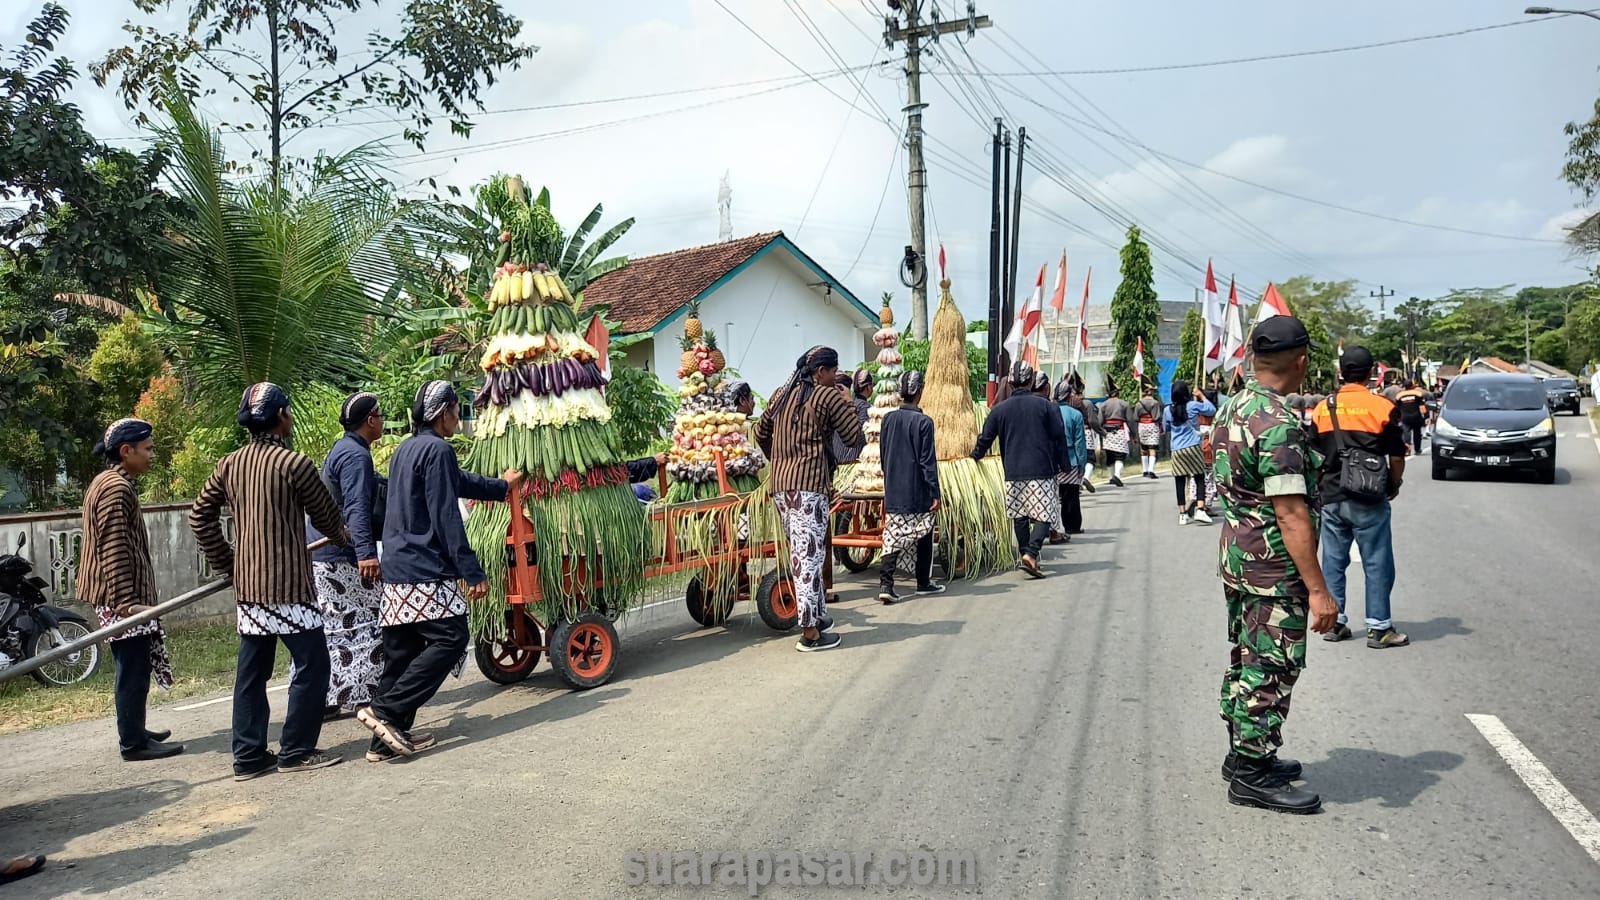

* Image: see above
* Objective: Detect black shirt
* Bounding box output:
[972,392,1071,482]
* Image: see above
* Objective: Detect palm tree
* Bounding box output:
[149,87,422,425]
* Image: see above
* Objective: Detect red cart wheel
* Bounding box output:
[548,612,619,690]
[755,570,799,632]
[474,609,542,685]
[685,576,732,628]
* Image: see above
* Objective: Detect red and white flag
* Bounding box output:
[1202,261,1225,373]
[1132,336,1145,381]
[1005,264,1047,368]
[1255,282,1291,325]
[1074,266,1092,366]
[1223,276,1246,371]
[938,244,946,281]
[1049,251,1067,312]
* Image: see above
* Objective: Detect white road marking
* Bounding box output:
[1466,713,1600,865]
[1350,543,1362,564]
[173,683,285,712]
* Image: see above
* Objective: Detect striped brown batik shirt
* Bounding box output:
[189,434,348,617]
[78,467,157,618]
[757,383,865,495]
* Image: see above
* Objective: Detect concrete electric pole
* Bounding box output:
[885,0,992,339]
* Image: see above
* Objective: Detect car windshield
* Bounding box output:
[1446,383,1547,411]
[1546,379,1576,391]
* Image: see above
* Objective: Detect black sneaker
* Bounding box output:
[366,731,437,762]
[878,587,904,604]
[233,752,279,782]
[915,583,947,596]
[356,707,415,757]
[796,632,843,652]
[1083,480,1096,494]
[122,740,185,762]
[1323,623,1353,643]
[818,615,837,634]
[278,751,343,774]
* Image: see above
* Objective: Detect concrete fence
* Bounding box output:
[0,503,237,621]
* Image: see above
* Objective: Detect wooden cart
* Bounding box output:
[472,456,798,690]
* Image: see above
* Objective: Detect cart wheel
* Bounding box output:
[937,539,970,579]
[833,544,877,573]
[755,571,800,632]
[685,576,732,628]
[474,609,542,685]
[548,612,620,690]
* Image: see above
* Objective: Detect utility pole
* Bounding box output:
[1006,127,1026,335]
[1370,285,1395,317]
[886,0,993,339]
[1000,129,1012,314]
[987,118,1002,405]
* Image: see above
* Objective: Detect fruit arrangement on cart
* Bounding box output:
[665,301,765,502]
[459,176,793,691]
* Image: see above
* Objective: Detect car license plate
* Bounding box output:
[1480,455,1508,466]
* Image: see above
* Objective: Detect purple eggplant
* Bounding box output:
[531,363,545,396]
[472,380,493,409]
[489,375,506,406]
[518,364,535,391]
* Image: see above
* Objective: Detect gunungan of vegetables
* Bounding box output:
[851,295,903,494]
[666,301,766,501]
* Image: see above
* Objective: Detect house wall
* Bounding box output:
[0,503,239,621]
[649,252,875,396]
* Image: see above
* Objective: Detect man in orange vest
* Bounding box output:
[1309,348,1410,649]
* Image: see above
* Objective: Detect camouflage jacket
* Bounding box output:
[1213,381,1323,596]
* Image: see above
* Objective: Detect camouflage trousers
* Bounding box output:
[1219,588,1308,759]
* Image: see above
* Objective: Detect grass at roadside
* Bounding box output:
[0,619,287,734]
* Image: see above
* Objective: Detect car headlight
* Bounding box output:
[1433,417,1460,438]
[1528,417,1554,438]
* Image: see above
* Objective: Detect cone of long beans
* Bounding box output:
[461,253,648,638]
[922,279,1015,576]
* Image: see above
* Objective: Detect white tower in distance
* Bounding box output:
[717,170,732,242]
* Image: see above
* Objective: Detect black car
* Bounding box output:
[1431,373,1557,484]
[1544,377,1582,416]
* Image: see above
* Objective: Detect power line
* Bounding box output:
[843,123,906,280]
[977,14,1573,77]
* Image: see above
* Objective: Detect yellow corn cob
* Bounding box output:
[520,270,533,303]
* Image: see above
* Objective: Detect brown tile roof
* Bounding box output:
[1437,364,1461,379]
[580,231,783,334]
[1478,356,1521,373]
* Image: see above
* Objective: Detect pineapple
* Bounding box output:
[678,333,698,377]
[684,300,704,342]
[705,331,726,372]
[878,292,895,328]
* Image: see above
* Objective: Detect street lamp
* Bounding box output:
[1525,7,1600,22]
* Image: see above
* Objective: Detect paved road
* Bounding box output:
[2,414,1598,898]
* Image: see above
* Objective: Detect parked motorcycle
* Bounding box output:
[0,533,98,686]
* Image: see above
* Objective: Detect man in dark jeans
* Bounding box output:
[1394,380,1428,456]
[972,361,1072,578]
[191,383,351,780]
[1309,348,1410,649]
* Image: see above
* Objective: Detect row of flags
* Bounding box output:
[1002,251,1089,371]
[1000,252,1301,382]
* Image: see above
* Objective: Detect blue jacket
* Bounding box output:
[1162,399,1217,452]
[1057,403,1088,471]
[381,428,507,587]
[880,404,940,514]
[308,432,380,566]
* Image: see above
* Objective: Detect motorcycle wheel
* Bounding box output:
[26,621,100,687]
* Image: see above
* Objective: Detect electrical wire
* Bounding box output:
[977,14,1576,78]
[842,123,906,280]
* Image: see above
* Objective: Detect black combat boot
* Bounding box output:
[1221,750,1303,783]
[1228,756,1322,814]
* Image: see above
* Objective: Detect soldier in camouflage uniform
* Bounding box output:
[1212,316,1339,814]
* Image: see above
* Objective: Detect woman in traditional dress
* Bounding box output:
[756,346,864,652]
[305,392,387,717]
[1135,384,1164,479]
[1097,383,1135,487]
[1164,380,1217,526]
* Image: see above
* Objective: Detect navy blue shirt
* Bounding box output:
[308,432,380,565]
[971,392,1072,482]
[880,404,940,514]
[381,428,507,587]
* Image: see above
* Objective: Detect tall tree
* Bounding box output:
[1274,275,1372,346]
[1107,225,1158,396]
[2,4,178,308]
[94,0,537,185]
[1301,310,1334,393]
[1176,308,1201,387]
[149,86,424,426]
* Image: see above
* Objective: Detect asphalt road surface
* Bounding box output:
[2,414,1599,898]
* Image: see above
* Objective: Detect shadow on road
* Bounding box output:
[1312,748,1464,808]
[0,779,193,857]
[43,828,251,898]
[1404,616,1473,642]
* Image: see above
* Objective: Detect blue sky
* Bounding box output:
[9,0,1598,324]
